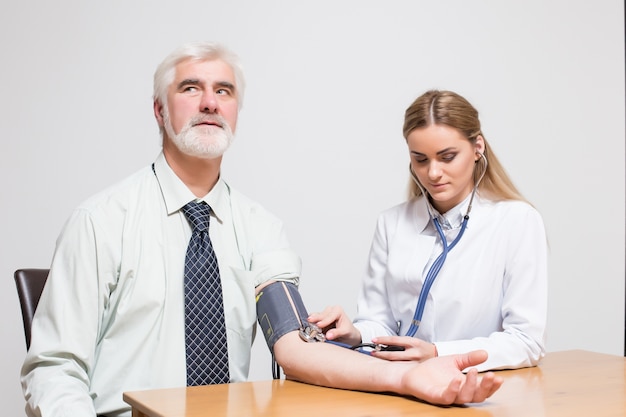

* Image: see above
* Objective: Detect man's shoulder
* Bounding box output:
[224,182,281,222]
[75,165,156,214]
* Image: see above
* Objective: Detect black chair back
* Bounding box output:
[14,268,49,349]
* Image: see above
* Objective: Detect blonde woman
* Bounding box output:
[310,90,547,371]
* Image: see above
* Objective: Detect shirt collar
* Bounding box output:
[433,194,472,230]
[416,192,475,232]
[152,152,228,222]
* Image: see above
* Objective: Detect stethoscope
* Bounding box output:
[299,322,406,353]
[299,152,488,354]
[405,152,488,337]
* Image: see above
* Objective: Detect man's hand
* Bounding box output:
[399,350,503,405]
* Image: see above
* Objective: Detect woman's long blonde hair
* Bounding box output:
[403,90,527,203]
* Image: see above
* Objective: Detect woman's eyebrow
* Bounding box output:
[410,147,457,156]
[436,147,456,155]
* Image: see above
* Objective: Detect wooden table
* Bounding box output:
[123,350,626,416]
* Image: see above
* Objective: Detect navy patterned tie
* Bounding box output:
[182,201,230,385]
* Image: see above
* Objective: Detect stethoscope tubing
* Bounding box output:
[405,215,468,337]
[405,153,487,337]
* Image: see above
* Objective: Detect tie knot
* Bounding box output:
[182,201,211,232]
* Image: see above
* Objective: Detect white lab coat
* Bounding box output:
[354,194,547,371]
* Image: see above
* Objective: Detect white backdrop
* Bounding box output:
[1,1,624,415]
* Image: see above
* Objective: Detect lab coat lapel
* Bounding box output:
[405,198,436,282]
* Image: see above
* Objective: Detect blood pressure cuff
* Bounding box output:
[256,281,309,352]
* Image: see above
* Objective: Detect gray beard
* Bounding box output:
[164,112,233,159]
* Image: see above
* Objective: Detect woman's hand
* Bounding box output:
[371,335,438,362]
[308,305,362,346]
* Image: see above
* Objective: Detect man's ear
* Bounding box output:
[154,101,165,126]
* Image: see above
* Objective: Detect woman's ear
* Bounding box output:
[474,135,486,159]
